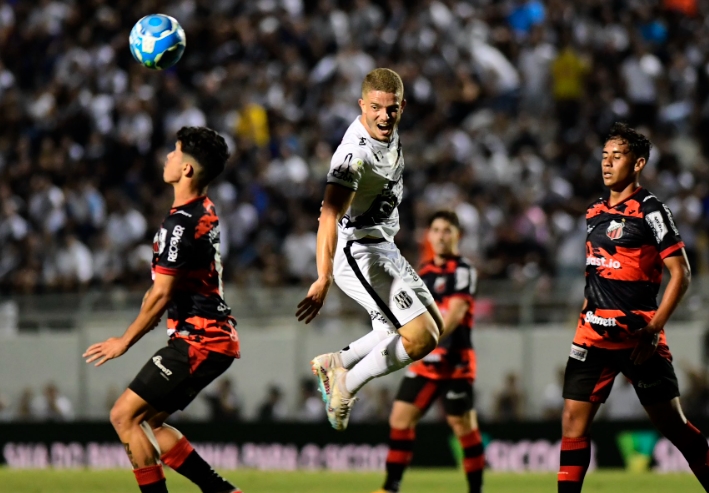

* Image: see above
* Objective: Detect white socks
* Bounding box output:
[339,330,393,369]
[344,335,412,395]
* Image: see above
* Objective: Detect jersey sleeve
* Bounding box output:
[643,199,684,259]
[451,261,477,303]
[326,145,367,191]
[154,214,194,275]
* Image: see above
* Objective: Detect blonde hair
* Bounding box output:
[361,68,404,99]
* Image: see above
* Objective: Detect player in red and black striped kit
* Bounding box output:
[84,127,242,493]
[374,211,484,493]
[558,123,708,492]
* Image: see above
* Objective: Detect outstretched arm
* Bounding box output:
[83,273,180,366]
[296,184,355,324]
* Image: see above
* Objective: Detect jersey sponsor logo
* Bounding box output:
[570,344,588,362]
[359,137,366,146]
[606,220,625,240]
[152,356,173,378]
[167,225,185,262]
[585,311,617,327]
[587,224,595,234]
[394,290,413,310]
[662,205,680,235]
[645,211,668,244]
[445,390,468,400]
[586,256,621,269]
[331,163,355,183]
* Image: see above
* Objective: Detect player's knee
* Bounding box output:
[109,400,141,432]
[561,407,586,437]
[446,415,472,436]
[109,403,130,431]
[389,411,417,429]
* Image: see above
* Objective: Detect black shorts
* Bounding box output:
[562,343,679,406]
[129,338,234,414]
[395,374,474,416]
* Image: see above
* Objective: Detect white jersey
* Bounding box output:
[327,117,404,242]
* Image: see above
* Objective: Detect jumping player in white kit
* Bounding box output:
[296,68,444,431]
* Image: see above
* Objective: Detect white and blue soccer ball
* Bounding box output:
[129,14,186,70]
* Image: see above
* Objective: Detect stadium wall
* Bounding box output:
[0,322,705,420]
[0,420,702,473]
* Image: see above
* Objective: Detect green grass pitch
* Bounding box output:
[0,468,703,493]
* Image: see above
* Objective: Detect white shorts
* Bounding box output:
[333,238,434,331]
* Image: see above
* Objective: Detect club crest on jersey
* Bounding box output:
[606,220,624,240]
[434,276,447,293]
[394,290,413,310]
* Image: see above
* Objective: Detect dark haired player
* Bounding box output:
[558,122,709,492]
[84,127,242,493]
[374,211,483,493]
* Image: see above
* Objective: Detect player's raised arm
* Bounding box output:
[83,273,181,366]
[296,183,354,324]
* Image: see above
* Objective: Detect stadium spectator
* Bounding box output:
[603,377,647,421]
[541,366,565,419]
[493,372,525,422]
[30,383,75,422]
[0,0,706,300]
[203,377,244,422]
[296,378,325,422]
[256,384,289,422]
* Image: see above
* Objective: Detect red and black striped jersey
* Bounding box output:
[408,256,476,380]
[152,196,240,358]
[574,187,684,350]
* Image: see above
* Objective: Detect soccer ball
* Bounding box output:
[129,14,186,70]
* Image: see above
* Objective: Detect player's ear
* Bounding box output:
[400,98,407,112]
[183,161,195,178]
[634,157,646,173]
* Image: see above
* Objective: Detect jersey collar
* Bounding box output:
[604,186,643,209]
[354,116,398,149]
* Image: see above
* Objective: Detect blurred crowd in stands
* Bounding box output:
[1,0,709,296]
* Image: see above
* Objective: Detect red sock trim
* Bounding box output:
[390,428,415,441]
[558,465,586,482]
[459,430,482,449]
[463,456,485,472]
[133,465,165,486]
[160,436,194,469]
[561,436,590,451]
[387,450,413,464]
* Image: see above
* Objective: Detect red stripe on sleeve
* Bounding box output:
[660,242,684,259]
[154,265,185,276]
